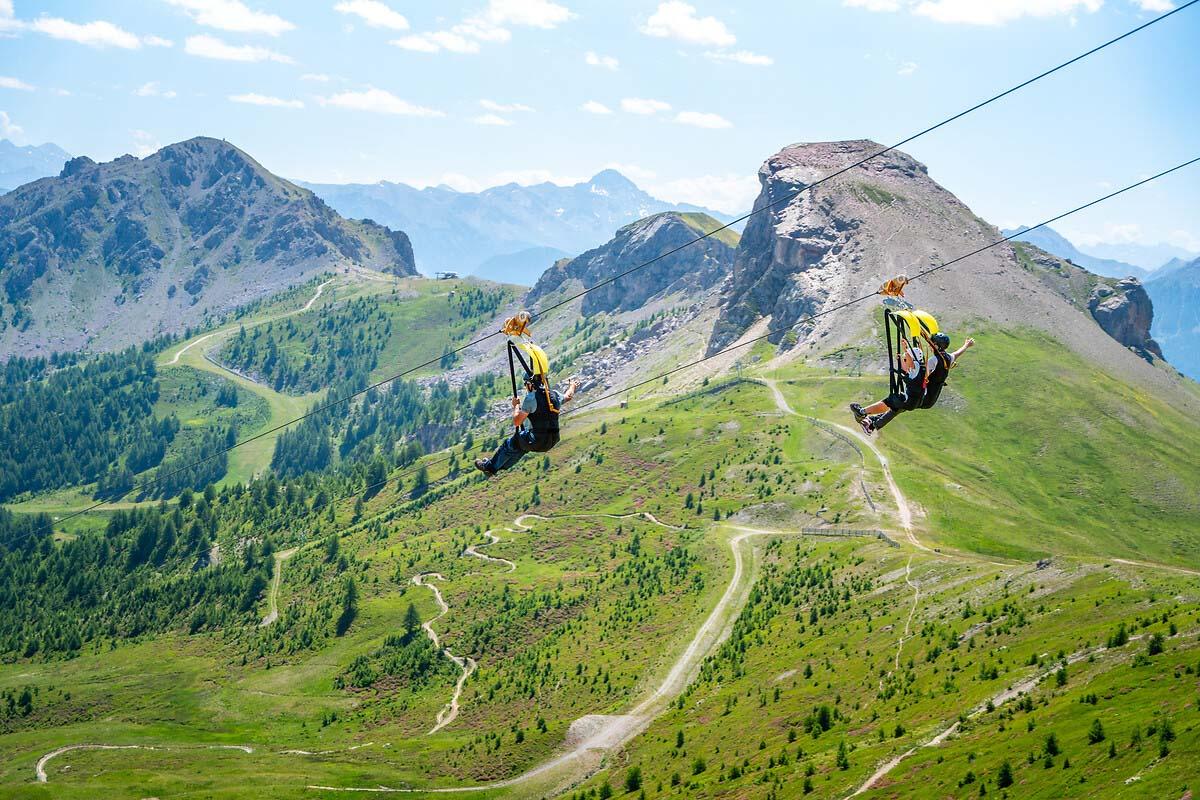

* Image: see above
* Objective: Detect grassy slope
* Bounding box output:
[1,324,1197,798]
[782,326,1200,566]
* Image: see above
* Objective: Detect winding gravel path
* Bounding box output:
[259,547,298,628]
[166,278,335,367]
[311,513,784,794]
[411,573,478,735]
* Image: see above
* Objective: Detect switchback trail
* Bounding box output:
[259,547,298,627]
[165,277,335,367]
[36,743,252,783]
[411,573,478,735]
[759,379,924,550]
[311,518,795,794]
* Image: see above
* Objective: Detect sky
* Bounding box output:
[0,0,1197,252]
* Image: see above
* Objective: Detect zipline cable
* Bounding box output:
[15,2,1196,533]
[261,155,1200,527]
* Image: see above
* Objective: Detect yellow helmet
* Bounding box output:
[517,341,550,377]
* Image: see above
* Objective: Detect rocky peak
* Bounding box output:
[527,211,738,316]
[587,169,639,194]
[59,156,96,178]
[710,140,948,353]
[1089,278,1163,362]
[0,137,416,357]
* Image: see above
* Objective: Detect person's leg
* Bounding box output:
[476,432,528,475]
[870,409,901,430]
[851,399,889,423]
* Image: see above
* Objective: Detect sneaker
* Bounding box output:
[850,403,867,423]
[857,416,875,436]
[474,458,495,477]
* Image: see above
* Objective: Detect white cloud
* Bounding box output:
[581,100,612,114]
[585,50,619,70]
[0,110,22,139]
[143,35,174,47]
[1133,0,1174,10]
[674,110,732,129]
[472,113,512,126]
[392,30,481,53]
[845,0,1107,23]
[897,60,917,75]
[135,81,177,98]
[621,97,671,115]
[483,0,573,28]
[30,17,143,48]
[231,92,304,108]
[319,87,444,116]
[913,0,1102,25]
[844,0,902,10]
[704,49,772,66]
[480,99,533,112]
[301,73,332,82]
[0,75,34,91]
[334,0,409,30]
[641,1,735,46]
[391,0,569,55]
[166,0,294,36]
[185,34,293,62]
[131,129,160,157]
[647,173,758,214]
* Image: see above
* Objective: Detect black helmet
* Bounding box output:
[931,333,951,350]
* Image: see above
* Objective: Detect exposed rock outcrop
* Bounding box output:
[1088,279,1163,362]
[702,139,1193,406]
[527,212,737,316]
[0,137,415,357]
[709,140,955,354]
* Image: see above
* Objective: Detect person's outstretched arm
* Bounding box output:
[560,378,579,404]
[950,337,976,365]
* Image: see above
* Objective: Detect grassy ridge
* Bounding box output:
[1,325,1197,798]
[777,327,1200,566]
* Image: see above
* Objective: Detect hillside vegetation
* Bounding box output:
[1,335,1196,797]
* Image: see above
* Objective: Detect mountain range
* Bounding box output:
[0,137,415,357]
[301,169,733,285]
[3,136,1200,799]
[0,139,72,194]
[1145,256,1200,380]
[1002,224,1145,278]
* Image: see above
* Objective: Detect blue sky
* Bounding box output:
[1,0,1197,252]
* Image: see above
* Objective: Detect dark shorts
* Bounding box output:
[884,380,924,412]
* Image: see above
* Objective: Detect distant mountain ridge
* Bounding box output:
[302,169,734,283]
[1002,225,1145,279]
[1082,240,1200,273]
[0,139,72,194]
[528,211,738,317]
[0,137,415,357]
[1146,257,1200,380]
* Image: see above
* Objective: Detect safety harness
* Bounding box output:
[501,312,560,451]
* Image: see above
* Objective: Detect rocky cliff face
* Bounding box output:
[710,140,965,353]
[1087,278,1163,362]
[704,139,1191,404]
[527,212,737,316]
[0,137,415,357]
